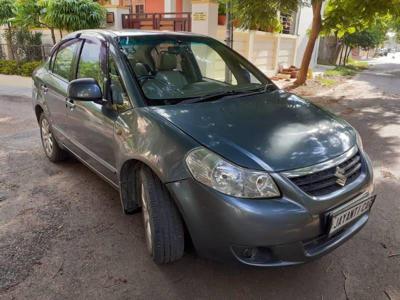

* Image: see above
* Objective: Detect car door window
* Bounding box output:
[109,56,132,111]
[53,41,80,81]
[77,39,105,92]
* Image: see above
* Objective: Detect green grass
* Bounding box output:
[324,59,369,78]
[324,66,358,77]
[347,58,369,69]
[317,77,337,87]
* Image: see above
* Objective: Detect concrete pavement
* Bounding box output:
[0,75,32,98]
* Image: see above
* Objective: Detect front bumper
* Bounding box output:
[166,153,374,267]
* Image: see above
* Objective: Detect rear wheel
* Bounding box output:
[138,165,184,264]
[39,114,68,162]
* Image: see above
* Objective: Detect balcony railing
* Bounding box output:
[122,12,191,32]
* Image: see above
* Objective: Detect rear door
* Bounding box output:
[45,39,82,144]
[64,36,120,185]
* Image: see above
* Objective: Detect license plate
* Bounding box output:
[328,195,376,235]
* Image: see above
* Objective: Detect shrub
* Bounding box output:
[0,60,19,75]
[19,61,42,76]
[0,60,42,77]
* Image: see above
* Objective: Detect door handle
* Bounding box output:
[66,98,76,110]
[40,84,48,94]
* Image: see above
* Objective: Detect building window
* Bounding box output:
[135,4,144,13]
[280,13,295,35]
[106,12,115,24]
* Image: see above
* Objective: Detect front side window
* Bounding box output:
[53,41,80,80]
[109,55,131,111]
[77,39,105,91]
[118,35,271,105]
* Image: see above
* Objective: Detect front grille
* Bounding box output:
[288,152,362,197]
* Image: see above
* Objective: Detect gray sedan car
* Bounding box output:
[32,30,375,266]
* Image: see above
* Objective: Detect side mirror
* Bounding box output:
[67,78,102,102]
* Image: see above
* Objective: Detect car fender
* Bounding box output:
[115,107,198,184]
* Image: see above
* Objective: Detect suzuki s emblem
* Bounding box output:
[335,166,347,186]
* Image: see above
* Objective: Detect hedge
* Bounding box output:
[0,60,42,77]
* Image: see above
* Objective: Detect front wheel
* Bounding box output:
[39,114,68,162]
[138,166,184,264]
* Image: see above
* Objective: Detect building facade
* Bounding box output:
[97,0,191,13]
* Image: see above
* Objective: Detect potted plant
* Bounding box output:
[218,0,226,25]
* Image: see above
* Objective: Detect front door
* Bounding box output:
[45,39,81,144]
[64,37,118,185]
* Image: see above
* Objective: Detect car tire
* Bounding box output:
[39,114,68,162]
[138,165,184,264]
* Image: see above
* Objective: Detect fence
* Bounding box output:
[216,26,298,76]
[0,44,53,62]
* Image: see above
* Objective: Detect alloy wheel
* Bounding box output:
[141,183,153,255]
[41,118,53,157]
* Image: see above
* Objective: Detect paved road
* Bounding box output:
[0,58,399,300]
[358,52,400,96]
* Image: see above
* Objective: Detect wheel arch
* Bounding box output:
[118,158,166,214]
[34,104,44,122]
[118,158,191,240]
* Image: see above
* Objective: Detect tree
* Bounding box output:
[295,0,400,84]
[14,0,57,45]
[295,0,323,85]
[322,0,395,66]
[45,0,106,33]
[0,0,16,59]
[229,0,322,85]
[230,0,400,84]
[233,0,300,32]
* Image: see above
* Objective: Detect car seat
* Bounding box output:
[155,53,188,88]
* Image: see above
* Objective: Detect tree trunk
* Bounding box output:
[346,46,352,63]
[6,23,15,60]
[343,46,351,66]
[50,28,56,45]
[294,0,323,85]
[59,29,63,39]
[333,35,343,65]
[338,44,344,66]
[343,45,348,66]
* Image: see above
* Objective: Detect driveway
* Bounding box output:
[0,57,400,300]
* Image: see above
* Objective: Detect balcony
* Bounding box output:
[122,12,191,32]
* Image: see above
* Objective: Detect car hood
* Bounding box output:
[148,90,356,172]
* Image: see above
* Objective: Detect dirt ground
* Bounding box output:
[0,57,400,300]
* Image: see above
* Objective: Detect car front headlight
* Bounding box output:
[185,147,280,198]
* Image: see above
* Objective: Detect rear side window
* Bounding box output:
[77,40,105,91]
[53,41,80,80]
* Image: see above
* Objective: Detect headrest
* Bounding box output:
[159,53,177,71]
[134,62,149,77]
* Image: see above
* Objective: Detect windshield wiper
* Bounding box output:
[178,90,242,104]
[177,83,277,105]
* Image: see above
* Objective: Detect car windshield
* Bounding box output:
[117,35,273,105]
